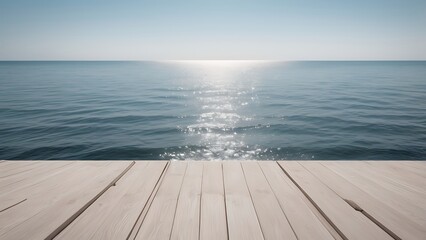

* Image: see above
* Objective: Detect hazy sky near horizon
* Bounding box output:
[0,0,425,60]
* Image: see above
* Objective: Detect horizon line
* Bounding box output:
[0,59,425,62]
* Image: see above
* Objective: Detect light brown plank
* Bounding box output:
[302,161,426,240]
[0,161,45,179]
[127,162,170,240]
[170,161,203,240]
[0,161,73,193]
[278,161,392,240]
[365,161,426,194]
[324,161,426,226]
[388,161,426,180]
[0,161,41,178]
[242,161,297,240]
[0,199,27,213]
[0,161,69,184]
[0,161,133,240]
[259,161,334,240]
[199,161,228,240]
[400,161,426,172]
[0,162,80,211]
[135,161,187,240]
[56,161,167,240]
[353,162,426,201]
[223,161,264,240]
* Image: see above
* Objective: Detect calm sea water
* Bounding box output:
[0,61,425,160]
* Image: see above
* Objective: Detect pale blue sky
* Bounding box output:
[0,0,425,60]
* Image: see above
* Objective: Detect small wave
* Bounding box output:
[3,145,425,160]
[1,61,425,160]
[60,115,182,124]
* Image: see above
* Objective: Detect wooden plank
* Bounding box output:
[0,161,73,193]
[135,161,187,240]
[199,161,228,240]
[0,161,132,237]
[278,161,392,240]
[365,161,426,194]
[223,161,264,240]
[1,161,103,224]
[170,161,203,240]
[56,161,167,240]
[0,162,80,211]
[0,161,133,240]
[302,161,426,240]
[324,161,426,225]
[0,160,424,240]
[127,162,170,240]
[354,162,426,200]
[0,162,74,211]
[259,161,334,240]
[392,161,426,179]
[0,161,41,178]
[400,161,426,172]
[242,161,297,240]
[0,160,33,170]
[0,161,44,179]
[0,199,27,213]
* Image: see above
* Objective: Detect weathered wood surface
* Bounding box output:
[170,161,203,240]
[259,161,335,239]
[199,161,228,240]
[0,160,424,240]
[56,161,167,240]
[223,162,264,240]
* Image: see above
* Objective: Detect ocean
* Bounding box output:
[0,61,425,160]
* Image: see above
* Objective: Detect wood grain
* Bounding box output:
[223,161,264,240]
[56,161,167,240]
[199,161,228,240]
[0,161,133,240]
[259,161,334,240]
[279,161,393,240]
[170,161,203,240]
[134,161,187,240]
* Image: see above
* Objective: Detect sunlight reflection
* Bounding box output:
[162,60,260,160]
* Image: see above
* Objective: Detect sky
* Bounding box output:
[0,0,425,60]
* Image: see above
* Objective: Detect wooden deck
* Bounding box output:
[0,160,425,240]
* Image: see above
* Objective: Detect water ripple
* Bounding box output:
[0,61,425,160]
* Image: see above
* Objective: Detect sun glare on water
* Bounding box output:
[161,60,263,160]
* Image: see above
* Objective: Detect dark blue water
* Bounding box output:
[0,61,425,160]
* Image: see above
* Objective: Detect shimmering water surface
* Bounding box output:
[0,61,425,160]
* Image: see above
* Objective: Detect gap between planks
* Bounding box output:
[127,161,170,240]
[1,160,424,240]
[278,161,400,240]
[44,161,136,239]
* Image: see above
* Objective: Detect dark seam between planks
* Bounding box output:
[258,162,299,240]
[360,210,401,240]
[276,161,348,240]
[198,163,205,240]
[273,162,342,240]
[221,162,230,240]
[46,161,136,240]
[318,162,401,240]
[127,162,170,240]
[240,162,266,240]
[0,199,27,213]
[167,162,189,240]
